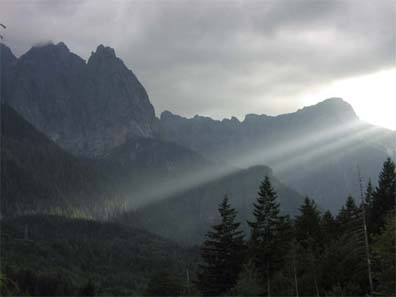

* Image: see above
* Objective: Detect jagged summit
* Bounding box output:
[0,43,17,67]
[304,97,353,110]
[28,41,71,56]
[94,44,116,57]
[87,44,118,65]
[3,41,156,157]
[297,97,358,122]
[160,98,357,125]
[160,110,182,121]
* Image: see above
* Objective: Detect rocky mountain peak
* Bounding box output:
[1,43,17,66]
[95,44,116,57]
[26,42,71,59]
[160,110,181,121]
[298,97,358,121]
[87,44,119,66]
[3,42,156,157]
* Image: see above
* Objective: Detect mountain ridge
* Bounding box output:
[158,98,395,211]
[160,97,358,124]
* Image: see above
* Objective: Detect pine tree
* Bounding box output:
[337,195,361,234]
[295,197,322,248]
[247,176,291,296]
[321,210,337,244]
[372,211,395,295]
[197,195,245,296]
[365,180,374,209]
[365,180,375,238]
[370,158,396,234]
[335,196,368,295]
[294,197,323,296]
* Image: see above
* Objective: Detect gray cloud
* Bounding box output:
[1,0,395,118]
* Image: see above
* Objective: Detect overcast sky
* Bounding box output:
[1,0,395,128]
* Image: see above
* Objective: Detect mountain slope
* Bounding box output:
[98,136,214,209]
[1,103,217,215]
[2,43,156,157]
[128,165,304,244]
[1,214,198,295]
[158,98,396,211]
[0,103,115,217]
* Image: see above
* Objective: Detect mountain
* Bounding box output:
[0,102,215,215]
[2,43,156,157]
[98,136,214,209]
[0,103,117,217]
[158,98,396,211]
[4,41,393,213]
[1,44,17,100]
[1,214,198,295]
[127,165,304,244]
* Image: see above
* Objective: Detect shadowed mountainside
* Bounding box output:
[126,165,304,244]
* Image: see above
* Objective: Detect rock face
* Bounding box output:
[3,43,156,157]
[159,98,360,161]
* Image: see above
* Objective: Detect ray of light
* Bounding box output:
[126,118,394,210]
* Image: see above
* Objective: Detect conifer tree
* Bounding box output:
[295,197,322,248]
[247,176,290,296]
[321,210,337,244]
[370,158,396,234]
[372,211,395,295]
[197,195,245,296]
[294,197,323,296]
[335,196,368,295]
[365,180,374,209]
[337,195,361,234]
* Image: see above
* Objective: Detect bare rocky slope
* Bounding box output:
[2,43,156,157]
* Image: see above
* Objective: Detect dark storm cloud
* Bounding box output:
[1,0,395,118]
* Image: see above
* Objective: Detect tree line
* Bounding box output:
[196,158,396,296]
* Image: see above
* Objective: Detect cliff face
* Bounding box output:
[3,43,156,157]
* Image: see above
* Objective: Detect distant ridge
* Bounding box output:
[158,97,394,212]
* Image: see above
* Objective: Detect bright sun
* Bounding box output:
[301,68,396,131]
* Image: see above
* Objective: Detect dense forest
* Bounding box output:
[1,158,394,296]
[196,158,396,296]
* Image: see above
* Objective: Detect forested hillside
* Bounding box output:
[130,166,303,244]
[1,215,199,296]
[1,103,115,217]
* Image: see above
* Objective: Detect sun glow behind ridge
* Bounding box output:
[301,68,396,130]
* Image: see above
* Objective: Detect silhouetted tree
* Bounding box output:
[321,210,337,244]
[197,195,245,296]
[294,197,323,296]
[372,211,395,295]
[370,158,396,234]
[335,196,368,295]
[247,176,291,296]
